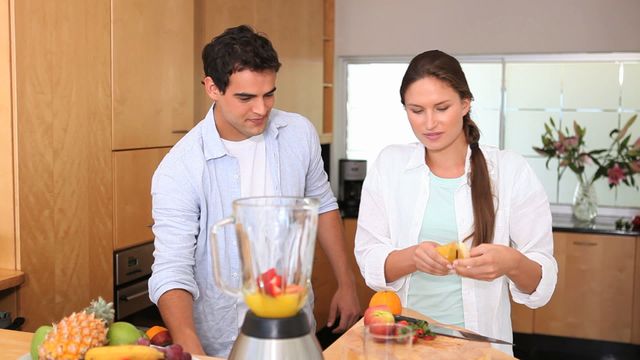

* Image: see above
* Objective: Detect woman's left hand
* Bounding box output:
[452,244,522,281]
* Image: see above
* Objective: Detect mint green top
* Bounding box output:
[407,173,465,327]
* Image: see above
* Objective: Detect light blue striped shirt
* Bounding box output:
[148,106,337,357]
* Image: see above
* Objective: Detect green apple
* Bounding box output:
[30,325,52,359]
[107,321,142,345]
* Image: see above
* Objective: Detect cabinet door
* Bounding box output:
[112,0,194,150]
[511,300,534,334]
[534,232,636,343]
[114,148,169,250]
[633,236,640,345]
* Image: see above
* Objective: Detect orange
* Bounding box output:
[145,325,168,340]
[369,290,402,315]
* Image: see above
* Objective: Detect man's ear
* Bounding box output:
[203,76,221,101]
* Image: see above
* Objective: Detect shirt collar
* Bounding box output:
[201,105,288,160]
[404,142,474,175]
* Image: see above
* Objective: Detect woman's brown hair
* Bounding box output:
[400,50,495,246]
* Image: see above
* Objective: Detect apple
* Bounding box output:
[30,325,52,359]
[108,321,143,345]
[363,305,394,329]
[149,329,173,347]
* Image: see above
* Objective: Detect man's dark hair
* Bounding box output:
[202,25,281,93]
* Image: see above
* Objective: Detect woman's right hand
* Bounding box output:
[413,241,451,276]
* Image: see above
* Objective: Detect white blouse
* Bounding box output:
[354,143,558,355]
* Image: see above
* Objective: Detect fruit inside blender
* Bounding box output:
[244,268,307,318]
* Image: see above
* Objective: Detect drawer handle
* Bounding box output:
[125,269,142,277]
[120,290,149,302]
[572,241,597,246]
[146,224,154,228]
[172,129,189,134]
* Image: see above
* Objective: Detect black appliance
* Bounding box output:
[338,159,366,218]
[114,242,164,327]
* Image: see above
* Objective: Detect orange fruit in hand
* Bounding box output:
[369,290,402,315]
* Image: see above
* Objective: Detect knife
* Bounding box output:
[394,315,513,345]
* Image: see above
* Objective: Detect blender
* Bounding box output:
[210,196,324,360]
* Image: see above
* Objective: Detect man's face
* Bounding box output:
[206,69,277,141]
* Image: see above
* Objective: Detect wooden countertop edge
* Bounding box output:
[0,268,25,291]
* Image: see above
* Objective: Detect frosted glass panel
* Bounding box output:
[561,112,619,152]
[621,63,640,109]
[472,109,500,147]
[462,63,502,109]
[526,157,559,203]
[505,63,562,109]
[615,186,640,207]
[562,63,619,109]
[504,111,561,156]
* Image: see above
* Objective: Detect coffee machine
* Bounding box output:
[338,159,367,218]
[210,197,323,360]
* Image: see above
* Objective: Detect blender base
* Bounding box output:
[229,332,323,360]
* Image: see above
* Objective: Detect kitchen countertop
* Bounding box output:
[552,213,640,237]
[0,269,25,291]
[2,309,513,360]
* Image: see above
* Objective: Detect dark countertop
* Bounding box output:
[552,213,640,237]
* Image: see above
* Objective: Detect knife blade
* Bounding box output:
[394,315,513,345]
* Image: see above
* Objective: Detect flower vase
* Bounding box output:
[572,180,598,222]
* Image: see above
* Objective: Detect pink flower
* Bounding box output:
[554,141,565,155]
[630,160,640,174]
[607,164,626,185]
[579,154,592,165]
[563,136,579,150]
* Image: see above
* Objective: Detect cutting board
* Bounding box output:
[322,308,516,360]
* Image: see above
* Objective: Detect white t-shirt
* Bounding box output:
[221,134,272,197]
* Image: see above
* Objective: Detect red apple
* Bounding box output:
[363,305,395,330]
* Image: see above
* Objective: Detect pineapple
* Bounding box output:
[38,297,114,360]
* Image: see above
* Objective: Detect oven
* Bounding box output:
[114,242,164,327]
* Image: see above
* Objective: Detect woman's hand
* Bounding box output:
[452,244,521,281]
[413,241,451,276]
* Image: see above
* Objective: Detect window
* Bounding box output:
[342,54,640,208]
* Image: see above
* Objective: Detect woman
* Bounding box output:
[354,50,557,354]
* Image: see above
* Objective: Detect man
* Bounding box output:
[148,25,361,357]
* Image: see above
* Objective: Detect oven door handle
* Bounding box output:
[119,290,149,302]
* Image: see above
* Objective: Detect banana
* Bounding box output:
[85,345,164,359]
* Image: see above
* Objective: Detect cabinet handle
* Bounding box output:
[172,129,189,134]
[119,290,149,302]
[572,241,597,246]
[146,224,153,228]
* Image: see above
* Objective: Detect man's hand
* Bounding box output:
[327,283,361,333]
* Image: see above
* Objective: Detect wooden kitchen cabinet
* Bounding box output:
[632,236,640,345]
[511,300,535,334]
[113,148,170,250]
[534,232,636,343]
[112,0,195,150]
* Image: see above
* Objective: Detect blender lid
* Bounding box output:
[241,311,311,339]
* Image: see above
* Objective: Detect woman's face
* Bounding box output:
[403,76,470,155]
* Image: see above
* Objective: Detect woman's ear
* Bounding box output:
[203,76,221,101]
[462,98,471,116]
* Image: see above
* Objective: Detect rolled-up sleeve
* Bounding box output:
[508,161,558,308]
[148,157,201,304]
[354,157,407,292]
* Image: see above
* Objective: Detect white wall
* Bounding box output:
[335,0,640,57]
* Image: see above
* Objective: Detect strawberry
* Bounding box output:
[258,268,283,297]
